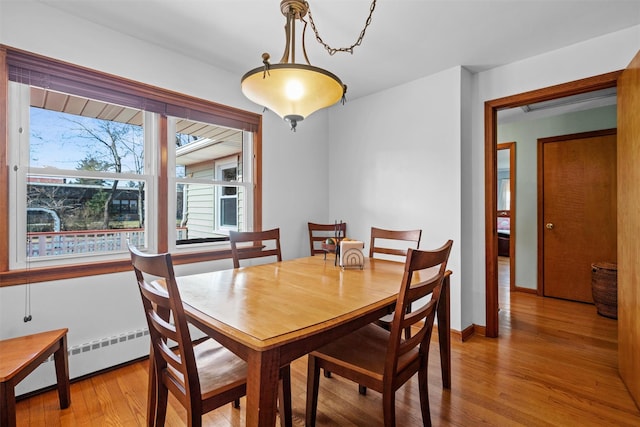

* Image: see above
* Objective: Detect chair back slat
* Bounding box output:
[308,222,347,256]
[129,245,201,402]
[229,228,282,268]
[369,227,422,260]
[385,240,453,378]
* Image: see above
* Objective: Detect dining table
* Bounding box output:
[176,255,452,427]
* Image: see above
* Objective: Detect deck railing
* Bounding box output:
[26,228,188,257]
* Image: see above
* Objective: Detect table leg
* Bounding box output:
[437,271,452,389]
[246,349,280,427]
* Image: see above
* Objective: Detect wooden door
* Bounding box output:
[617,49,640,409]
[539,129,617,303]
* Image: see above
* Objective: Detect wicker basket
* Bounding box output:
[591,262,618,319]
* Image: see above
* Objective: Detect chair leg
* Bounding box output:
[0,382,16,427]
[278,365,293,427]
[323,369,332,378]
[146,357,157,427]
[188,407,202,427]
[53,335,71,409]
[418,364,432,427]
[382,390,397,427]
[305,355,321,427]
[358,385,367,395]
[155,382,169,427]
[233,399,240,409]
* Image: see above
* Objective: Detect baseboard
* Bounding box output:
[514,286,537,294]
[452,324,488,342]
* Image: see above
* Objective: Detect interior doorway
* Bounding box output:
[484,71,621,338]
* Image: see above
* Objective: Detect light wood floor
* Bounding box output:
[15,265,640,426]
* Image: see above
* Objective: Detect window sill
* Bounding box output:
[0,248,234,287]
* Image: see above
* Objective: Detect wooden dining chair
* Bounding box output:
[129,245,292,427]
[305,240,453,427]
[369,226,422,260]
[370,226,423,342]
[229,228,282,268]
[307,222,347,256]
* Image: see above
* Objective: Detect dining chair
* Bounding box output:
[129,245,292,427]
[229,228,282,268]
[307,222,347,256]
[370,226,422,341]
[369,226,422,259]
[305,240,453,427]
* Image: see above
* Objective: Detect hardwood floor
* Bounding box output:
[15,280,640,426]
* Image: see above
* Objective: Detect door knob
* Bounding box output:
[546,223,554,230]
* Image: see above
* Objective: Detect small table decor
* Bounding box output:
[321,220,346,266]
[339,240,365,270]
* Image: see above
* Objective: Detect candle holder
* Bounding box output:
[321,220,344,266]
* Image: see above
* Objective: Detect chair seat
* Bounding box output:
[167,339,247,398]
[0,329,70,427]
[311,324,418,388]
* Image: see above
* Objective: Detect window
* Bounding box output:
[8,83,154,267]
[1,46,262,283]
[217,160,239,229]
[169,119,252,248]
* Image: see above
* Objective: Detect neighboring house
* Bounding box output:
[176,136,244,241]
[27,180,142,225]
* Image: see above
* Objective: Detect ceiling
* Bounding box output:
[38,0,640,102]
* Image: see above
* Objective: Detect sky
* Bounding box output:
[29,107,142,174]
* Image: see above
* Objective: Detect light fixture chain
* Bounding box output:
[306,0,377,56]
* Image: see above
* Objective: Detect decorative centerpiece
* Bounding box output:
[339,239,365,270]
[321,220,344,266]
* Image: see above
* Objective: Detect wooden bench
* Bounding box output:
[0,329,70,427]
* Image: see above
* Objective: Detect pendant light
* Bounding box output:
[241,0,376,131]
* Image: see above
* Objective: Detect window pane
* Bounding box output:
[176,183,230,244]
[26,89,147,259]
[27,177,146,257]
[173,119,244,245]
[30,92,144,174]
[220,197,237,227]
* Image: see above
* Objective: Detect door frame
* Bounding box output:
[484,71,621,338]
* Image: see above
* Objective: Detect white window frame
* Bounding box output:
[215,158,239,232]
[167,119,254,253]
[7,81,157,269]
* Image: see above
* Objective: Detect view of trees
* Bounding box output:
[28,108,145,232]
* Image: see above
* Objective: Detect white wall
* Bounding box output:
[499,105,618,290]
[327,67,464,331]
[0,0,329,393]
[469,25,640,326]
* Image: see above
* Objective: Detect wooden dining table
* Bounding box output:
[176,255,452,427]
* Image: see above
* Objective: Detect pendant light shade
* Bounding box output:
[240,0,348,131]
[241,63,344,130]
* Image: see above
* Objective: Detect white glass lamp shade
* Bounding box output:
[241,63,344,124]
